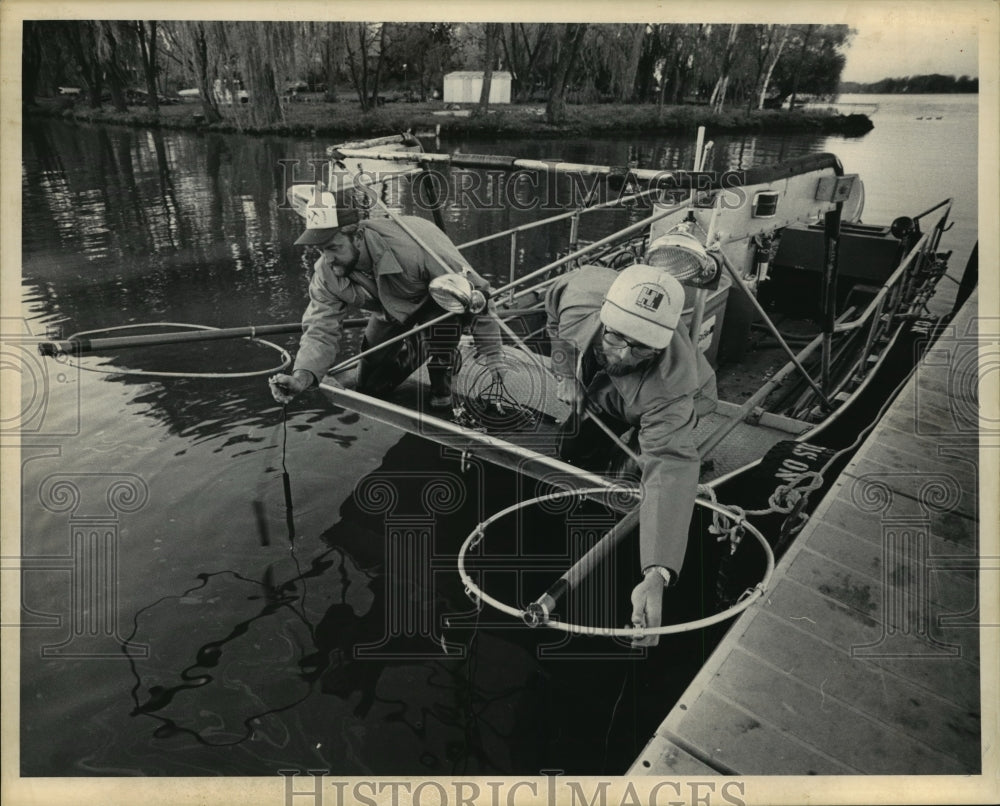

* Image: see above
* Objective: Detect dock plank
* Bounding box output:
[765,579,982,711]
[789,544,977,644]
[840,455,978,521]
[629,735,722,775]
[707,648,969,774]
[820,494,978,557]
[738,613,981,770]
[658,690,858,775]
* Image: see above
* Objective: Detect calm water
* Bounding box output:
[15,95,978,776]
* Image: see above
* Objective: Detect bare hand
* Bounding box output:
[555,375,586,416]
[629,574,664,648]
[269,371,311,404]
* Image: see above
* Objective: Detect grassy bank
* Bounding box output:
[26,96,874,139]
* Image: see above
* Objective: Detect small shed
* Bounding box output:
[442,71,512,104]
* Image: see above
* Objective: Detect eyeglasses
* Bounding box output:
[601,327,658,356]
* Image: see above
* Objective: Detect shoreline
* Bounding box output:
[24,97,875,140]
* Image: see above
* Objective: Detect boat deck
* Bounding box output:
[628,288,985,775]
[325,339,801,487]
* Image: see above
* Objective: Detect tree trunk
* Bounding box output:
[757,25,790,109]
[367,23,388,109]
[22,22,42,106]
[546,23,587,125]
[788,24,815,110]
[712,24,740,112]
[101,22,130,112]
[69,22,104,109]
[324,24,339,102]
[137,21,160,113]
[192,23,223,123]
[478,23,501,112]
[345,23,371,111]
[621,24,646,102]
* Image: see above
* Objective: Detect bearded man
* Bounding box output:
[270,190,502,409]
[544,263,717,644]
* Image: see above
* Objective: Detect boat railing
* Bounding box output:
[454,197,690,308]
[833,198,952,335]
[455,187,667,302]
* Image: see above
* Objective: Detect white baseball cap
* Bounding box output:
[600,264,684,350]
[287,185,359,245]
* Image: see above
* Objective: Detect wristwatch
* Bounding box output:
[643,565,674,587]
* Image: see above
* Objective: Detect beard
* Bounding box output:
[596,343,656,376]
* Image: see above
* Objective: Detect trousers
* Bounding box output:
[356,302,463,399]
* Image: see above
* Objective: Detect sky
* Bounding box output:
[837,21,980,84]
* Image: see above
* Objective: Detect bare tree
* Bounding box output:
[344,22,390,111]
[500,23,552,102]
[546,23,587,124]
[478,23,502,112]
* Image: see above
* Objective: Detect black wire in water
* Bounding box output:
[602,665,631,772]
[280,405,296,545]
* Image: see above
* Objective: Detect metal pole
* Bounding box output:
[38,322,305,356]
[821,203,843,392]
[526,506,642,622]
[718,251,833,409]
[508,231,518,305]
[697,307,856,457]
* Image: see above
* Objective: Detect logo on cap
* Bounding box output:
[635,285,665,312]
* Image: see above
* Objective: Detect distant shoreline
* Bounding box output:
[24,97,875,140]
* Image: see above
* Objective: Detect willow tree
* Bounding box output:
[592,24,647,103]
[95,22,135,112]
[134,21,160,113]
[22,21,44,106]
[162,21,226,123]
[228,22,295,126]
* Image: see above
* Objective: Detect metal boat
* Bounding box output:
[304,132,967,635]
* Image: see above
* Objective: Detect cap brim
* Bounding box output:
[600,302,673,350]
[294,227,339,246]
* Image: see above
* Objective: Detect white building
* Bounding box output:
[442,71,512,104]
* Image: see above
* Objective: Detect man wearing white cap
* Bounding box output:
[270,189,502,408]
[545,263,717,645]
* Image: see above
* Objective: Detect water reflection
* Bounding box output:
[121,434,557,774]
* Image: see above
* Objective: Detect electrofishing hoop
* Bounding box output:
[457,488,775,638]
[58,322,292,379]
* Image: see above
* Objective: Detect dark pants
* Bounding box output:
[557,408,641,481]
[356,303,463,399]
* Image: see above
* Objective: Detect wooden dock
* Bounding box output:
[629,287,988,776]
